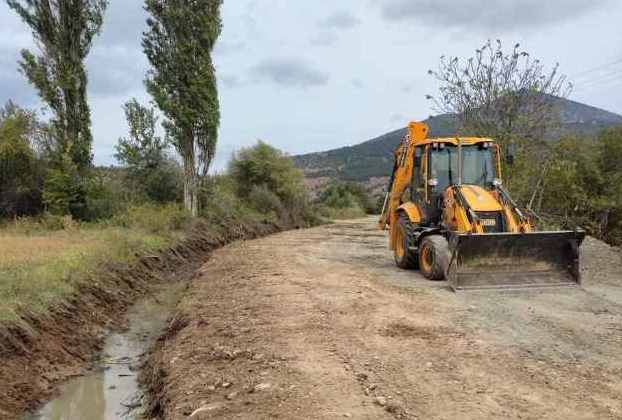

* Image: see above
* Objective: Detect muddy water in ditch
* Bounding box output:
[25,283,186,420]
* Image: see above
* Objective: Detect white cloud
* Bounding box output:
[319,11,360,29]
[250,58,329,88]
[379,0,613,31]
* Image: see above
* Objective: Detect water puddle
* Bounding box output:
[25,282,185,420]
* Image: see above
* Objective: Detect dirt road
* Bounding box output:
[146,217,622,420]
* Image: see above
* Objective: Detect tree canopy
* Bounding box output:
[427,40,571,147]
[143,0,222,216]
[115,99,181,203]
[7,0,108,172]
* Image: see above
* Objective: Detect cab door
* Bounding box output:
[407,145,431,225]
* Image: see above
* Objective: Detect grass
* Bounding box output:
[320,204,367,220]
[0,204,189,323]
[0,189,321,324]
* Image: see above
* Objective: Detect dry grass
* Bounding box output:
[0,234,101,270]
[0,205,189,322]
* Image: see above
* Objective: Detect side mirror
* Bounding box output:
[505,144,516,165]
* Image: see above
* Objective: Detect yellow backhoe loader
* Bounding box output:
[378,121,585,290]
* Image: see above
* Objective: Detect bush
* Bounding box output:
[114,99,182,204]
[141,161,183,203]
[199,175,261,222]
[0,101,45,217]
[110,203,191,234]
[42,153,89,218]
[247,185,284,216]
[229,142,301,198]
[317,182,374,218]
[505,127,622,246]
[228,141,316,226]
[596,127,622,245]
[316,203,366,220]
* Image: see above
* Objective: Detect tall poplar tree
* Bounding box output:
[143,0,222,216]
[6,0,108,173]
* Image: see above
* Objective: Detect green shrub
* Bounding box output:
[316,203,366,220]
[0,101,45,217]
[228,141,316,226]
[229,141,303,200]
[110,203,191,234]
[199,175,262,222]
[503,128,622,246]
[114,99,182,204]
[318,182,374,216]
[42,153,89,218]
[141,161,183,203]
[82,174,124,221]
[247,184,284,216]
[596,127,622,245]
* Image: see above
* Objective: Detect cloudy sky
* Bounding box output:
[1,0,621,170]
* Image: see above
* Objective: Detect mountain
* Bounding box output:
[294,98,622,186]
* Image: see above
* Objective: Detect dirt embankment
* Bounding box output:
[144,217,622,420]
[0,219,281,420]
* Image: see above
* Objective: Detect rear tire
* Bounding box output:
[419,235,450,280]
[394,213,419,269]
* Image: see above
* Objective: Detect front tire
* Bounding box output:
[394,213,419,269]
[419,235,450,280]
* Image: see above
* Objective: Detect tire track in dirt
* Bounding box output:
[145,218,622,420]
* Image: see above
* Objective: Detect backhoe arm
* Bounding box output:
[378,122,429,230]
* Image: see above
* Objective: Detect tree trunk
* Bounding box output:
[183,156,199,217]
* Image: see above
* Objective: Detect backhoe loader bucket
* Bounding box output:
[446,231,585,291]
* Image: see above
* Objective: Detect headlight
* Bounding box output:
[428,178,439,187]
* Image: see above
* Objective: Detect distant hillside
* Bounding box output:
[294,97,622,183]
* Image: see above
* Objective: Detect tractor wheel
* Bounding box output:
[419,235,450,280]
[394,213,419,269]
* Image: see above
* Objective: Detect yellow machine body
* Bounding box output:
[378,121,584,290]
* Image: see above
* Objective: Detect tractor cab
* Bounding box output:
[428,140,499,192]
[410,138,502,227]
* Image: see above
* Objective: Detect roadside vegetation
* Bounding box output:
[315,182,377,219]
[0,136,321,323]
[0,91,339,328]
[514,127,622,245]
[0,206,187,322]
[0,0,327,327]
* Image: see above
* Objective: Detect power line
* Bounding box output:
[571,65,622,86]
[573,69,622,91]
[573,75,622,94]
[573,69,621,84]
[570,58,622,80]
[576,69,622,86]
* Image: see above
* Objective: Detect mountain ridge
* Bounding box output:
[294,97,622,183]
